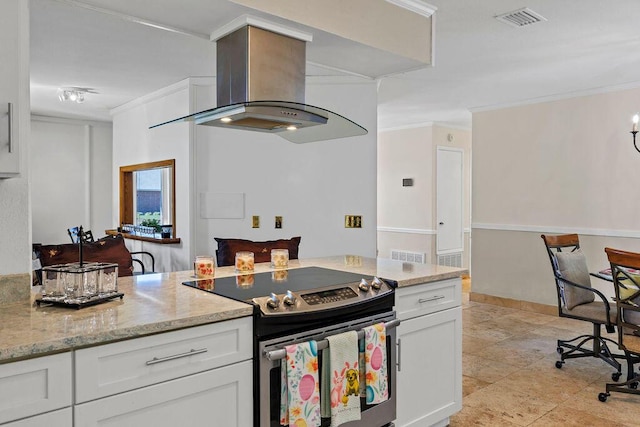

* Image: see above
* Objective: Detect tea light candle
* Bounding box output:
[271,249,289,269]
[235,251,255,272]
[195,255,215,278]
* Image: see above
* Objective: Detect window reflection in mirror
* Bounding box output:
[120,159,175,237]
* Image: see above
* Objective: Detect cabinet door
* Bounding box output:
[3,407,71,427]
[74,360,253,427]
[395,307,462,427]
[0,352,72,424]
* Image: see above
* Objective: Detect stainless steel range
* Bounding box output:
[183,266,398,427]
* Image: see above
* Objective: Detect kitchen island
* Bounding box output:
[0,256,466,427]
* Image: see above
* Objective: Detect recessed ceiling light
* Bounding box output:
[220,117,232,123]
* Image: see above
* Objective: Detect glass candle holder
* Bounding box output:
[235,251,255,272]
[271,249,289,269]
[195,255,215,278]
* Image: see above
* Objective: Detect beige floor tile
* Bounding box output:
[501,310,558,326]
[456,299,640,426]
[462,382,558,426]
[463,354,521,383]
[562,382,640,426]
[450,405,522,426]
[463,333,502,355]
[529,405,628,427]
[463,374,492,397]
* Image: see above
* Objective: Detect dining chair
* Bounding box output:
[599,247,640,402]
[541,234,622,379]
[67,226,95,244]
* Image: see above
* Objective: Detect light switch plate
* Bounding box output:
[275,216,282,229]
[252,215,260,228]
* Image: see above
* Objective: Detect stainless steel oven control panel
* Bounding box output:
[253,277,394,315]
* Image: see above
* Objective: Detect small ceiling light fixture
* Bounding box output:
[286,125,297,131]
[57,87,97,104]
[220,117,232,123]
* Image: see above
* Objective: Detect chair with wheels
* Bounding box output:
[541,234,621,378]
[599,247,640,402]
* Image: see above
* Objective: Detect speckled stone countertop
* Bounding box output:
[0,256,466,364]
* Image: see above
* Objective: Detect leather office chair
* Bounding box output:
[541,234,621,378]
[599,247,640,402]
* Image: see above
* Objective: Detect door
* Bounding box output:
[436,147,464,256]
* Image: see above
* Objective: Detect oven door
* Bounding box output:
[258,311,398,427]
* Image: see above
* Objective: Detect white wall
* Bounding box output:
[30,116,112,245]
[194,79,379,259]
[113,77,378,271]
[377,124,471,266]
[111,80,195,272]
[0,0,31,303]
[472,87,640,306]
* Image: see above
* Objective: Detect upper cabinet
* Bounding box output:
[0,102,19,178]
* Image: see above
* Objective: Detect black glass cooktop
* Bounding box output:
[182,266,372,303]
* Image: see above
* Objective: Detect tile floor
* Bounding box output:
[451,293,640,426]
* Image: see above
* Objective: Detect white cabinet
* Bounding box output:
[75,317,252,402]
[2,408,71,427]
[0,317,253,427]
[0,352,72,425]
[395,279,462,427]
[75,317,253,427]
[74,360,252,427]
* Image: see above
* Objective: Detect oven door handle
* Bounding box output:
[264,318,401,361]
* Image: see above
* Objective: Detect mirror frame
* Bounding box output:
[119,159,176,237]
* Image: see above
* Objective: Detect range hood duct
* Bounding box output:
[151,25,368,143]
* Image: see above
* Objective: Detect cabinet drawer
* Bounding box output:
[75,317,252,403]
[74,360,253,427]
[396,278,461,320]
[2,407,72,427]
[0,353,72,424]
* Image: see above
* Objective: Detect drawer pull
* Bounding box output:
[397,339,402,372]
[146,348,208,365]
[418,295,445,303]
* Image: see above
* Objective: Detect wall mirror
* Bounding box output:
[119,159,176,238]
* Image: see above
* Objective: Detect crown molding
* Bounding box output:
[470,80,640,114]
[385,0,437,17]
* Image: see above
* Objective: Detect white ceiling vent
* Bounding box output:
[495,7,547,28]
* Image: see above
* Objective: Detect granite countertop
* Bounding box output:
[0,256,467,364]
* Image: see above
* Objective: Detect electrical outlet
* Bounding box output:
[344,215,362,228]
[275,216,282,229]
[252,215,260,228]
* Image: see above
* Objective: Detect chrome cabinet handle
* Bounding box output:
[7,103,12,154]
[418,295,445,303]
[397,339,402,372]
[145,348,208,365]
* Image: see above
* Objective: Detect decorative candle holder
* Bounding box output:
[235,251,255,272]
[39,262,121,308]
[194,255,215,278]
[270,249,289,269]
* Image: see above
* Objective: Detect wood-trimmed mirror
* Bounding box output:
[119,159,176,238]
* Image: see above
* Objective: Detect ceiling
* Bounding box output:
[30,0,640,130]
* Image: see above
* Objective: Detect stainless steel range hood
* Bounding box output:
[150,25,367,143]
